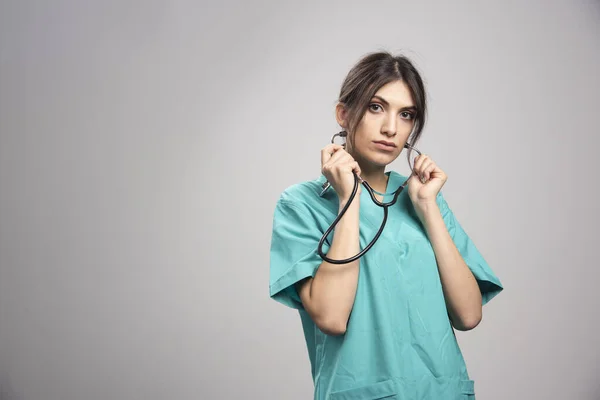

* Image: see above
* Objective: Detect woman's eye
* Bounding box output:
[369,104,382,112]
[401,111,414,120]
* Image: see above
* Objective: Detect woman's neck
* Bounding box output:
[347,148,389,193]
[359,166,388,193]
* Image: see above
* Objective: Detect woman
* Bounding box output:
[269,51,503,400]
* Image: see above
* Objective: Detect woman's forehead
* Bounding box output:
[373,81,415,108]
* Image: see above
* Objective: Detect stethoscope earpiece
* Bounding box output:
[331,130,348,147]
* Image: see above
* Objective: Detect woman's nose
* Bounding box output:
[382,118,396,136]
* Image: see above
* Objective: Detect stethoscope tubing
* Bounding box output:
[317,131,421,264]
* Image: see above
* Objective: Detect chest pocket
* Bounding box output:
[394,219,433,267]
[396,219,429,243]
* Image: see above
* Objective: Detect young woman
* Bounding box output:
[269,51,503,400]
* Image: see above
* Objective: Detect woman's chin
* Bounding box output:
[366,154,398,168]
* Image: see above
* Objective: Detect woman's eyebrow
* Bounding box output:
[371,95,416,110]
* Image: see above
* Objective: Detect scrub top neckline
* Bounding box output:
[316,170,408,198]
[361,170,406,203]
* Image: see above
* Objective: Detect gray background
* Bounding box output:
[1,0,599,399]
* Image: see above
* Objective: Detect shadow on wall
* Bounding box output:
[0,377,23,400]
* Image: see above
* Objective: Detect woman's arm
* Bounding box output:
[295,196,361,336]
[417,202,483,331]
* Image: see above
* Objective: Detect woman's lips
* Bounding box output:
[373,141,396,151]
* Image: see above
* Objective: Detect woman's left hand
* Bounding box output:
[407,154,448,212]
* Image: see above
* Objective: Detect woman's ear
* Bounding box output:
[335,102,348,129]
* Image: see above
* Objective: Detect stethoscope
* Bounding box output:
[317,130,422,264]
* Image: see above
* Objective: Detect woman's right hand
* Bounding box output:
[321,144,362,203]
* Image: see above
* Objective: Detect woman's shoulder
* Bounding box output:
[271,175,336,223]
[277,174,327,205]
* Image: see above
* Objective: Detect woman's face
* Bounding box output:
[342,80,416,169]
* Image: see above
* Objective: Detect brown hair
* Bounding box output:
[338,51,428,161]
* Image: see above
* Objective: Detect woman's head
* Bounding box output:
[335,51,427,171]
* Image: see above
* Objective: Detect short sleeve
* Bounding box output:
[269,198,324,309]
[436,191,504,305]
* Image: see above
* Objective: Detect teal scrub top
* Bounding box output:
[269,170,503,400]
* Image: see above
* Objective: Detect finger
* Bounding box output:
[321,144,344,165]
[429,164,445,180]
[323,143,343,158]
[412,155,424,180]
[419,159,433,179]
[422,162,436,181]
[413,154,428,175]
[413,160,429,183]
[351,161,361,177]
[322,150,352,176]
[326,148,350,167]
[409,172,422,184]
